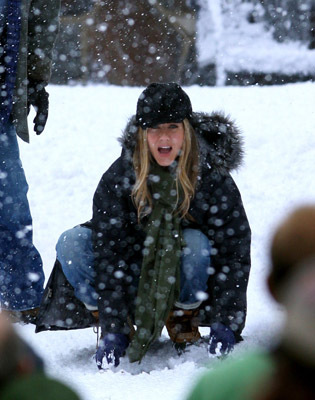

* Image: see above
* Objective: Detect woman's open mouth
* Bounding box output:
[158,146,172,154]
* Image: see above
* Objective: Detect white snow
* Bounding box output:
[14,81,315,400]
[197,2,315,76]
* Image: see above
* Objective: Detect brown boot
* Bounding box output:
[6,308,39,325]
[166,308,201,344]
[127,315,136,340]
[91,310,99,322]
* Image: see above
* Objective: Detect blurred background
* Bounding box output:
[51,0,315,86]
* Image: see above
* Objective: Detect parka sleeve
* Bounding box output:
[202,173,251,339]
[28,0,60,84]
[92,160,140,335]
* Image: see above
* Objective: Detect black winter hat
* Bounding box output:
[136,82,193,129]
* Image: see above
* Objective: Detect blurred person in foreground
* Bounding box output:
[0,312,81,399]
[0,0,60,322]
[186,205,315,400]
[36,82,251,369]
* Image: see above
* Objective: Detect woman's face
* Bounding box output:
[147,122,184,167]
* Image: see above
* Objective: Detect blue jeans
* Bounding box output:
[0,122,44,310]
[56,225,98,309]
[176,228,211,309]
[56,226,211,310]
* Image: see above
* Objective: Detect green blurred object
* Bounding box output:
[1,373,81,400]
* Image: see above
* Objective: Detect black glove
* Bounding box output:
[208,322,235,357]
[27,82,49,134]
[95,333,129,369]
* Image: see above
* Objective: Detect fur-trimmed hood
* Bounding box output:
[118,111,244,174]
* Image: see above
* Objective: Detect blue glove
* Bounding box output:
[208,322,235,357]
[95,333,129,369]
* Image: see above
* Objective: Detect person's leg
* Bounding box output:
[166,229,211,343]
[0,122,44,311]
[56,225,98,310]
[175,228,211,309]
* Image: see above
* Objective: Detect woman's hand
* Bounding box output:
[95,333,129,369]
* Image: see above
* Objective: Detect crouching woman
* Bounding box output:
[41,83,251,368]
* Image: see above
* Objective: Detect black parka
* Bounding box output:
[12,0,60,142]
[93,112,251,341]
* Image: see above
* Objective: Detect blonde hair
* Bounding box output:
[132,119,199,220]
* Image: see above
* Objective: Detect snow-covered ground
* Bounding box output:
[15,81,315,400]
[197,2,315,78]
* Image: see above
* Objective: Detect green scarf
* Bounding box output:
[127,163,183,363]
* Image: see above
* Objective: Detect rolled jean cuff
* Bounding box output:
[83,302,98,311]
[174,300,202,310]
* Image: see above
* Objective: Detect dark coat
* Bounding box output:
[36,112,251,342]
[0,0,60,142]
[0,0,21,126]
[93,112,251,341]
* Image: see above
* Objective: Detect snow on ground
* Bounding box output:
[197,2,315,76]
[14,81,315,400]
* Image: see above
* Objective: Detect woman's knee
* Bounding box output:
[182,229,211,259]
[56,225,91,257]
